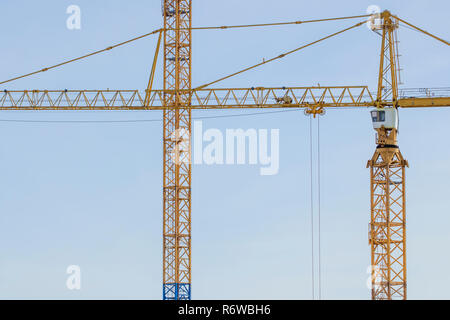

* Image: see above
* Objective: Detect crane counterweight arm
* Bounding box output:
[398,97,450,108]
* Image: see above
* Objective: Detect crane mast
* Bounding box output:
[367,11,407,300]
[162,0,192,300]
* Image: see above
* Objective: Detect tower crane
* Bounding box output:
[1,1,449,300]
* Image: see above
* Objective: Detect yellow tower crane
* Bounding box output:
[367,11,408,300]
[0,2,449,300]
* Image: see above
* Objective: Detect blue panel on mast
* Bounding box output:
[163,283,191,300]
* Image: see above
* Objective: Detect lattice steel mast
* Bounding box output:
[367,10,407,300]
[162,0,192,300]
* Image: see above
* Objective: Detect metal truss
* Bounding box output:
[2,87,449,111]
[368,141,407,300]
[0,86,371,110]
[162,0,192,300]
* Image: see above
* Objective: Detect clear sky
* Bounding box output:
[0,0,449,299]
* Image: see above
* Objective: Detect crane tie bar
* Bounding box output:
[0,14,372,86]
[195,20,367,90]
[4,14,444,88]
[0,28,163,86]
[189,14,371,30]
[393,15,450,46]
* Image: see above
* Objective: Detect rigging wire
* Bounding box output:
[0,107,371,123]
[0,108,305,123]
[0,14,371,87]
[195,20,366,90]
[398,23,422,33]
[317,116,322,300]
[189,14,371,31]
[308,115,323,299]
[0,29,163,86]
[309,114,315,300]
[392,15,450,46]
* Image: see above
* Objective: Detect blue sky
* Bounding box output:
[0,0,449,299]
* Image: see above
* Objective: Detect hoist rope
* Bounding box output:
[317,116,322,300]
[309,115,323,299]
[309,114,315,299]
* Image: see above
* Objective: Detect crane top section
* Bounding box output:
[0,9,447,112]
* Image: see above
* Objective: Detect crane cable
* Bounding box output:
[0,109,305,123]
[0,14,370,86]
[392,16,450,46]
[0,14,445,87]
[195,20,366,90]
[317,116,322,300]
[309,115,323,300]
[189,14,371,31]
[0,107,370,123]
[309,114,315,300]
[0,29,164,86]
